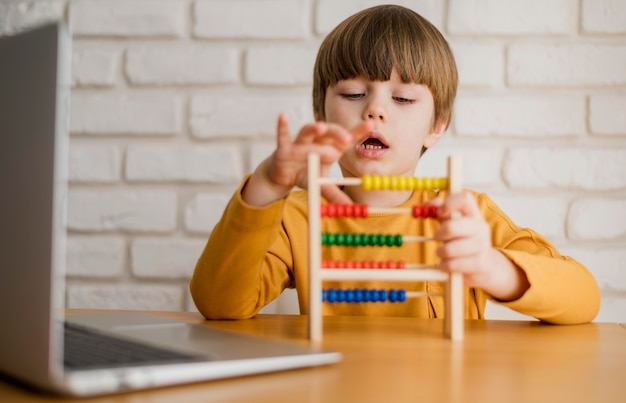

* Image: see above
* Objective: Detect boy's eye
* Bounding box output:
[393,97,415,104]
[340,93,364,99]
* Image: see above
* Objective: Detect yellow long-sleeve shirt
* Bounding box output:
[190,176,600,324]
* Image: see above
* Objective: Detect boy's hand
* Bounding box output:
[431,192,530,302]
[243,113,371,206]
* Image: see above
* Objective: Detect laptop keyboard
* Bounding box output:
[63,322,203,370]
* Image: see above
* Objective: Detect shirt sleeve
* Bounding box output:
[477,192,601,324]
[189,176,295,319]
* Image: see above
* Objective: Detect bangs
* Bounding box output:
[317,7,434,86]
[313,5,457,127]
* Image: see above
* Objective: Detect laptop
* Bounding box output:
[0,22,341,397]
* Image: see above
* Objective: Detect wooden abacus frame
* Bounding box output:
[307,153,464,342]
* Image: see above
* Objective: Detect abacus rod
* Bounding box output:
[367,207,411,215]
[318,177,362,186]
[322,263,438,270]
[320,268,449,282]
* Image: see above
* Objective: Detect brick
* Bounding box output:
[259,288,300,314]
[582,0,626,33]
[245,45,317,86]
[184,193,232,234]
[69,0,185,37]
[589,94,626,135]
[67,190,177,232]
[72,47,119,87]
[67,283,183,311]
[567,198,626,241]
[415,144,504,189]
[487,194,568,240]
[454,94,585,137]
[508,43,626,86]
[66,236,125,278]
[449,41,504,88]
[70,93,181,135]
[189,94,312,138]
[131,238,206,279]
[0,0,65,35]
[560,247,626,293]
[248,142,275,172]
[126,46,239,85]
[69,143,121,183]
[125,144,243,183]
[484,300,535,321]
[503,148,626,191]
[316,0,442,34]
[448,0,575,35]
[194,0,308,39]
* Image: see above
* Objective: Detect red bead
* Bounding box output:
[396,261,406,269]
[327,204,337,217]
[336,204,345,217]
[428,205,438,218]
[361,204,369,217]
[413,205,423,218]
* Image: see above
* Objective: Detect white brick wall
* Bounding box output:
[3,0,625,321]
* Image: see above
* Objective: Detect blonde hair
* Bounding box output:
[313,5,458,130]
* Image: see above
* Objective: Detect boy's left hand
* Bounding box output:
[430,192,530,301]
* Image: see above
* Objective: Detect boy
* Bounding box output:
[190,5,600,324]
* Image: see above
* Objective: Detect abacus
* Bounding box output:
[307,153,464,342]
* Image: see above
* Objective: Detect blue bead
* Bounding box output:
[322,289,328,302]
[337,289,346,303]
[378,289,387,302]
[355,289,364,303]
[389,289,398,303]
[370,289,379,302]
[363,288,371,302]
[398,289,406,302]
[328,289,338,303]
[346,289,355,303]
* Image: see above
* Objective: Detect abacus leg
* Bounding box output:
[308,153,322,342]
[445,272,464,340]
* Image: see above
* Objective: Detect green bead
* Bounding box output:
[395,234,403,247]
[321,233,328,245]
[345,233,354,246]
[353,233,363,246]
[327,233,336,245]
[335,233,345,246]
[377,234,386,246]
[368,234,377,246]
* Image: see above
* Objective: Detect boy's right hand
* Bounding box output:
[242,113,372,207]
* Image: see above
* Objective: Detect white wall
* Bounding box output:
[1,0,625,322]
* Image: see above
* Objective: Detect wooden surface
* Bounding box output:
[1,311,625,403]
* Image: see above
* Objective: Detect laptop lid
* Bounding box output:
[0,21,71,390]
[0,22,341,397]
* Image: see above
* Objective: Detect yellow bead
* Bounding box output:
[382,176,390,190]
[399,176,409,190]
[362,175,372,191]
[415,177,423,190]
[424,177,433,190]
[373,175,381,190]
[390,176,399,190]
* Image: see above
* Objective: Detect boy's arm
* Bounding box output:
[441,192,600,324]
[189,177,294,319]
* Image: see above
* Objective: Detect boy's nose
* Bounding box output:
[364,104,386,122]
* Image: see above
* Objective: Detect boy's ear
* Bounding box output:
[423,120,446,148]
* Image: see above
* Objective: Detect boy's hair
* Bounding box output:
[313,5,458,131]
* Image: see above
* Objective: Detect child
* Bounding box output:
[190,5,600,324]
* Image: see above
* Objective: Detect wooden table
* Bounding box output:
[1,312,625,402]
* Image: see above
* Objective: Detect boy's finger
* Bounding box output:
[439,191,481,219]
[321,184,353,205]
[276,113,291,149]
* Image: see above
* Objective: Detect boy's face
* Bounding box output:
[322,68,443,178]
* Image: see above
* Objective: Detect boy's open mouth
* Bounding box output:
[359,137,388,150]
